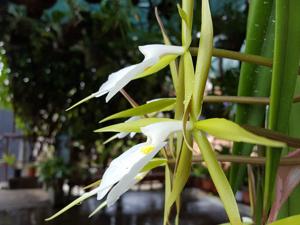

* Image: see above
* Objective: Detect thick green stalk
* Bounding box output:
[278,77,300,218]
[164,1,194,224]
[264,0,300,213]
[193,132,242,225]
[229,0,274,193]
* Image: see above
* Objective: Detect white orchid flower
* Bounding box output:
[99,121,189,207]
[66,45,184,110]
[94,44,184,102]
[46,120,189,220]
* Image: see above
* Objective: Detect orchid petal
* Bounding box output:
[94,65,136,98]
[138,44,184,60]
[106,142,166,206]
[141,120,190,146]
[105,58,156,102]
[96,143,146,200]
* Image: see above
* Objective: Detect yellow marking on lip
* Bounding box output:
[140,145,155,154]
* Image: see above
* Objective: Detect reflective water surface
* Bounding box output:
[0,188,249,225]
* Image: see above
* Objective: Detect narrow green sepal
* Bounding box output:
[194,118,286,147]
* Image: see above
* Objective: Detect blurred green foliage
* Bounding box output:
[0,0,247,175]
[38,156,70,188]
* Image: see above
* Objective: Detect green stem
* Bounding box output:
[191,47,300,75]
[203,95,300,104]
[183,155,300,166]
[191,47,272,67]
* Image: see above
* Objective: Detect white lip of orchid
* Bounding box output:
[141,121,192,147]
[106,141,166,207]
[96,141,166,201]
[91,44,184,102]
[96,120,191,207]
[96,142,145,200]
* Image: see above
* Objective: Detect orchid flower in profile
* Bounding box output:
[66,45,184,110]
[98,120,187,207]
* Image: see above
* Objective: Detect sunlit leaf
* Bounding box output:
[141,158,167,172]
[183,51,194,109]
[45,189,98,221]
[83,180,101,190]
[89,201,107,218]
[66,94,95,111]
[194,118,286,147]
[268,215,300,225]
[94,118,174,133]
[100,98,176,123]
[192,0,213,117]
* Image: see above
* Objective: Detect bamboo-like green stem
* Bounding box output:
[188,155,300,166]
[190,47,272,67]
[190,47,300,74]
[203,95,300,105]
[204,96,269,104]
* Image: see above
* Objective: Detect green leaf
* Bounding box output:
[230,0,275,194]
[177,4,192,47]
[141,158,167,172]
[100,98,176,123]
[164,142,192,225]
[94,118,175,133]
[265,0,300,212]
[89,201,107,218]
[135,55,179,79]
[163,165,172,225]
[45,190,97,221]
[3,153,16,166]
[194,118,286,147]
[193,131,242,225]
[183,51,194,109]
[83,180,101,190]
[177,4,190,29]
[66,94,95,111]
[277,79,300,219]
[192,0,213,117]
[269,215,300,225]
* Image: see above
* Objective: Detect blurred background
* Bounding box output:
[0,0,248,225]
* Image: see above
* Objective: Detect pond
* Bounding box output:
[0,188,249,225]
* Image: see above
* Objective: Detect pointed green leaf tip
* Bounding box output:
[89,201,107,218]
[194,118,286,147]
[66,94,95,111]
[100,98,176,123]
[94,118,174,133]
[177,4,190,29]
[45,189,97,221]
